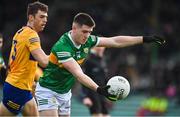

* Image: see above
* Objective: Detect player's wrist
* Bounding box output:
[96,86,106,96]
[143,36,154,43]
[96,87,101,94]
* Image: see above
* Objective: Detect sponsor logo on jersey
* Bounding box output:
[84,48,89,53]
[76,51,81,58]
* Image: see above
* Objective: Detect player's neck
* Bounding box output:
[70,31,81,46]
[26,22,37,32]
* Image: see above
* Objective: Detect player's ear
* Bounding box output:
[72,23,79,32]
[28,14,34,22]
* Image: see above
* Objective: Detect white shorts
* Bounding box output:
[35,83,72,115]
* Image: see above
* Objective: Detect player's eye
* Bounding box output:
[82,30,92,34]
[40,15,45,18]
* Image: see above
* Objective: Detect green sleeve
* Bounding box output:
[88,35,99,47]
[52,40,73,63]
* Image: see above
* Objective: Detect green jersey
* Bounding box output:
[39,31,99,94]
[0,52,5,83]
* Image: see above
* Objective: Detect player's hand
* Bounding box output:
[83,97,93,107]
[143,36,166,45]
[107,95,118,101]
[97,85,116,101]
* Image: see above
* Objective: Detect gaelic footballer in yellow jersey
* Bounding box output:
[6,26,41,91]
[0,1,49,116]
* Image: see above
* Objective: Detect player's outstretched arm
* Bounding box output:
[62,58,115,100]
[97,35,165,48]
[62,58,99,91]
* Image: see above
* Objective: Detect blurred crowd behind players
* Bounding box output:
[0,0,180,116]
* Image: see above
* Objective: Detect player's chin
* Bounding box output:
[81,40,87,44]
[39,27,45,32]
[40,25,46,30]
[42,26,45,30]
[81,42,86,45]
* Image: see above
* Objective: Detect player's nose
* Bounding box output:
[43,17,47,23]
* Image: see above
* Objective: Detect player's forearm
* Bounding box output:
[31,48,49,68]
[98,36,143,48]
[39,55,49,67]
[76,72,98,91]
[112,36,143,47]
[38,59,48,68]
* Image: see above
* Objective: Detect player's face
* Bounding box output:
[74,24,93,45]
[32,10,48,32]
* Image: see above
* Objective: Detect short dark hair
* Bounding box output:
[73,13,95,27]
[27,1,48,18]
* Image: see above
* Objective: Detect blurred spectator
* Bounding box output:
[172,61,180,105]
[82,47,112,117]
[136,96,168,116]
[0,33,6,101]
[0,33,6,84]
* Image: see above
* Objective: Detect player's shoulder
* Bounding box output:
[88,35,98,42]
[56,32,71,46]
[15,26,39,38]
[85,35,99,47]
[52,32,71,51]
[59,32,69,43]
[24,26,38,37]
[89,35,97,40]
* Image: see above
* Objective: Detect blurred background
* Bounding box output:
[0,0,180,116]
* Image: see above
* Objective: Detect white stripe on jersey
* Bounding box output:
[56,52,71,58]
[58,57,73,63]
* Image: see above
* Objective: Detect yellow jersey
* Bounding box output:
[34,66,43,82]
[6,26,41,91]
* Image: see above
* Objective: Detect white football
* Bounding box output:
[107,76,130,100]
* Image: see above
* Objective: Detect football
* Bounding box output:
[107,76,130,101]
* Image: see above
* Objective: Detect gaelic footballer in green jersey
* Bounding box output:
[35,12,165,117]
